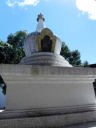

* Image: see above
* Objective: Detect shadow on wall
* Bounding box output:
[0,75,6,112]
[93,79,96,96]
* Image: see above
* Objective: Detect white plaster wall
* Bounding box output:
[24,34,38,56]
[54,37,62,55]
[5,75,96,110]
[0,65,96,110]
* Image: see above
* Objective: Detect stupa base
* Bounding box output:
[20,52,72,67]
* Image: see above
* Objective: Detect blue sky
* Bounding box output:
[0,0,96,64]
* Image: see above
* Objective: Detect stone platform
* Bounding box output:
[0,108,96,128]
[0,65,96,127]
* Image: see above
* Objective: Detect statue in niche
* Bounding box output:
[41,35,52,52]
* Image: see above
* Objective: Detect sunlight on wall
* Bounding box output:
[0,110,4,113]
[89,127,96,128]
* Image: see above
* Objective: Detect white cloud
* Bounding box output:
[6,0,40,7]
[76,0,96,20]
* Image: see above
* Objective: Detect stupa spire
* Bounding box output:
[36,13,46,32]
[37,13,45,22]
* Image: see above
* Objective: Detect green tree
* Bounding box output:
[0,41,15,64]
[60,43,71,60]
[0,41,5,63]
[60,42,81,66]
[82,61,89,67]
[7,31,27,49]
[69,50,81,66]
[7,30,28,63]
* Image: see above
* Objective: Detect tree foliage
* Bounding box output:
[7,31,28,63]
[60,42,81,66]
[0,41,15,64]
[82,61,89,67]
[60,43,70,60]
[7,31,27,49]
[0,31,28,64]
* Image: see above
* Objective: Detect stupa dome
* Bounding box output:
[20,13,72,67]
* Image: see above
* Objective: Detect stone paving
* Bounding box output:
[66,122,96,128]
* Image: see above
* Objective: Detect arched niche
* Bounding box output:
[37,28,56,52]
[41,35,52,52]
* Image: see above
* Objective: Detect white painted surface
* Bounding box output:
[6,76,96,110]
[0,65,95,110]
[54,37,62,55]
[24,33,38,56]
[36,19,46,32]
[20,52,72,67]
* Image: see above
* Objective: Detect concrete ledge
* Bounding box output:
[0,64,96,75]
[0,104,96,119]
[0,110,96,128]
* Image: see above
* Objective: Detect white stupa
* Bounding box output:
[0,13,96,128]
[20,13,72,67]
